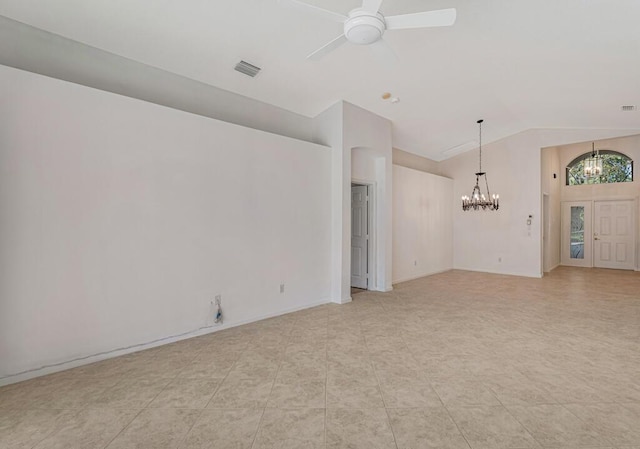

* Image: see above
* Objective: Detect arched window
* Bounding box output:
[566,150,633,185]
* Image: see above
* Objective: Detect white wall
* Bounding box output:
[392,165,453,283]
[0,16,315,144]
[558,135,640,202]
[555,134,640,269]
[541,146,561,272]
[440,128,640,278]
[440,130,542,277]
[313,101,393,301]
[0,65,332,384]
[345,103,393,293]
[392,148,441,176]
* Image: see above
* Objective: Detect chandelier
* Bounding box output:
[461,119,499,211]
[584,142,603,177]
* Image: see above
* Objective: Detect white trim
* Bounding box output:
[392,268,452,284]
[0,297,330,387]
[351,178,377,292]
[544,263,561,273]
[333,296,353,305]
[453,267,543,279]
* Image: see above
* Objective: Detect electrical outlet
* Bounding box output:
[280,284,285,293]
[498,257,502,263]
[414,260,417,266]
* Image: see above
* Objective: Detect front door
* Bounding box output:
[561,201,592,267]
[351,184,368,289]
[593,200,635,270]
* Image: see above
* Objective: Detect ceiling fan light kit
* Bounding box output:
[344,10,385,45]
[280,0,456,60]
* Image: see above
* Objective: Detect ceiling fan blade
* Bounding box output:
[369,38,398,64]
[307,34,348,60]
[279,0,347,23]
[361,0,383,14]
[385,8,457,30]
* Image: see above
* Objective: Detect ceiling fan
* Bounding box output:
[280,0,456,60]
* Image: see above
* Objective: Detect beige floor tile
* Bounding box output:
[375,365,430,384]
[253,408,324,449]
[387,407,470,449]
[507,404,611,447]
[179,409,262,449]
[176,357,236,379]
[564,403,640,446]
[327,358,376,382]
[419,354,476,379]
[431,378,501,407]
[148,378,221,409]
[448,406,539,449]
[523,373,613,404]
[207,378,274,408]
[481,375,557,406]
[37,377,120,409]
[105,408,200,449]
[380,380,443,408]
[276,357,327,381]
[125,358,188,379]
[94,377,172,409]
[326,377,385,408]
[227,357,280,380]
[267,379,326,408]
[326,408,396,449]
[0,409,76,449]
[5,268,640,448]
[33,409,139,449]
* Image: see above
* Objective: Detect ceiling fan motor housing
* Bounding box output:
[344,9,386,45]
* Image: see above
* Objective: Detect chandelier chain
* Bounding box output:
[478,119,482,173]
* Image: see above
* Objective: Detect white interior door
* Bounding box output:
[561,201,592,267]
[593,200,636,270]
[351,184,368,289]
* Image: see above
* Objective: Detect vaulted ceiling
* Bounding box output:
[1,0,639,160]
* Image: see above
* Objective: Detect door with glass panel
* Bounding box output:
[561,201,592,267]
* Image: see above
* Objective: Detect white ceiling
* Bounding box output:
[1,0,639,160]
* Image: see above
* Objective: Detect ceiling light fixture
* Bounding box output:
[584,142,603,177]
[462,119,499,211]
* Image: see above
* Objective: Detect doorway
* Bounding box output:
[561,199,636,270]
[561,201,592,267]
[593,200,636,270]
[351,183,371,289]
[543,193,550,272]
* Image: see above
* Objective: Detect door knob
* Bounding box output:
[594,237,600,240]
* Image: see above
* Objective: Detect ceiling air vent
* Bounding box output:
[234,60,261,78]
[621,105,636,111]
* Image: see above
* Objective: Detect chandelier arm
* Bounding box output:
[484,173,491,199]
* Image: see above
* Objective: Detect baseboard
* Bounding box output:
[0,297,330,387]
[393,268,452,284]
[331,296,352,304]
[544,263,560,273]
[454,266,543,279]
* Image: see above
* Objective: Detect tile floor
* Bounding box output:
[1,267,640,448]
